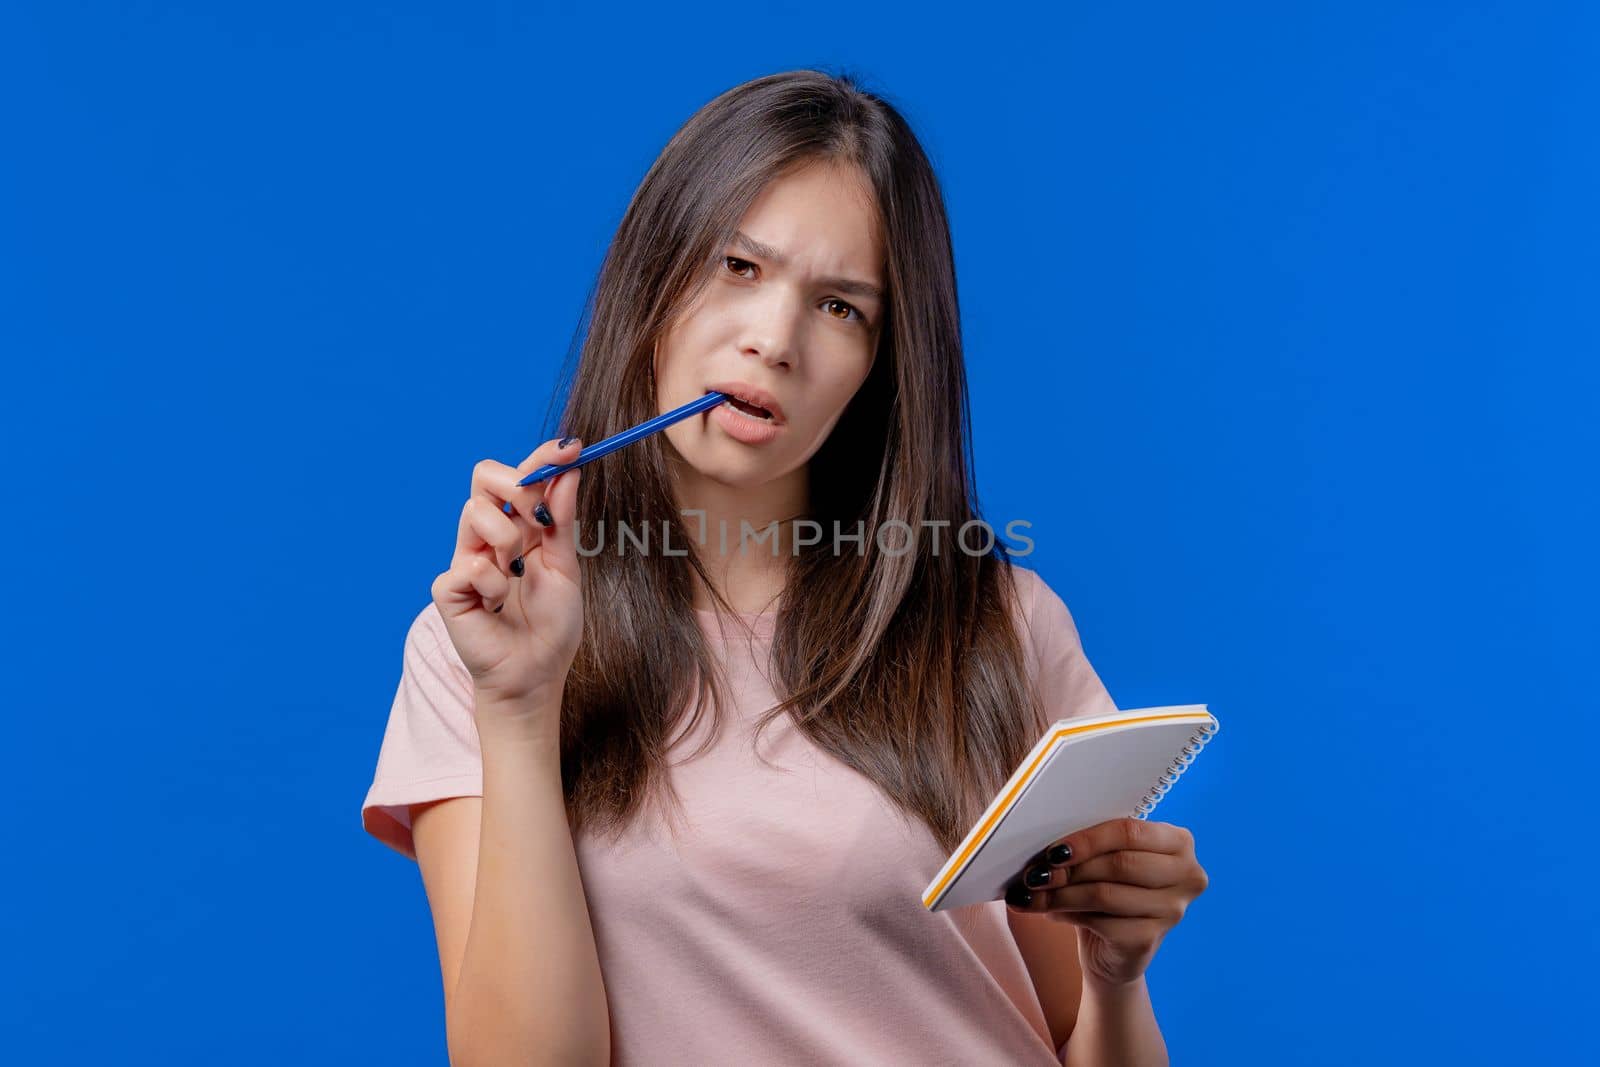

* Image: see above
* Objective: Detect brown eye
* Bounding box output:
[823,298,865,324]
[724,256,755,278]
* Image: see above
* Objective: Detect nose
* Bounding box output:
[737,289,800,372]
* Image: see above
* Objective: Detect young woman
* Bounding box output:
[362,70,1208,1066]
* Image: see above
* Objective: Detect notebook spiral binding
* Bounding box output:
[1132,718,1220,819]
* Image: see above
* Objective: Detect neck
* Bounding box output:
[671,460,807,614]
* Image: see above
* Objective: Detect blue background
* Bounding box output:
[4,2,1594,1063]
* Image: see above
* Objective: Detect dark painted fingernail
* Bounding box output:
[1025,866,1052,889]
[510,556,525,577]
[1047,844,1072,865]
[1005,885,1033,908]
[493,603,503,614]
[559,435,576,448]
[534,502,553,528]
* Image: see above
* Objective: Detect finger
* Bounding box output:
[1035,882,1189,921]
[534,444,584,582]
[454,494,526,580]
[433,551,512,618]
[1004,879,1052,914]
[1016,858,1068,894]
[461,462,539,571]
[1060,850,1193,890]
[467,455,542,534]
[461,435,580,565]
[505,436,583,528]
[1056,819,1193,870]
[1038,838,1075,867]
[1047,913,1170,946]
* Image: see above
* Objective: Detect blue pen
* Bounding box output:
[515,390,730,489]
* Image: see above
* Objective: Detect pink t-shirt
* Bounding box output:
[361,564,1117,1065]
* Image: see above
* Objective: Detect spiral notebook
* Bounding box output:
[921,704,1219,912]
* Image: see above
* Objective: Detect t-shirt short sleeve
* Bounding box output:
[360,602,484,860]
[1012,564,1118,727]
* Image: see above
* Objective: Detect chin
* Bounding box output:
[682,445,784,490]
[663,422,776,486]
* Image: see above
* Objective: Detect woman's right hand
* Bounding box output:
[430,436,585,719]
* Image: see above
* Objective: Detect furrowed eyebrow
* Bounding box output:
[731,230,885,302]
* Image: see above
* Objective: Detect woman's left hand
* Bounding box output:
[1004,817,1208,988]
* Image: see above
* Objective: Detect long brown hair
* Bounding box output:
[548,69,1047,855]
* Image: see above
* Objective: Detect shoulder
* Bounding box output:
[1003,562,1085,661]
[1001,560,1117,720]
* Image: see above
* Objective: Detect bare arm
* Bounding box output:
[1009,817,1207,1066]
[413,694,610,1067]
[1012,912,1168,1066]
[1060,974,1166,1067]
[1008,909,1081,1051]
